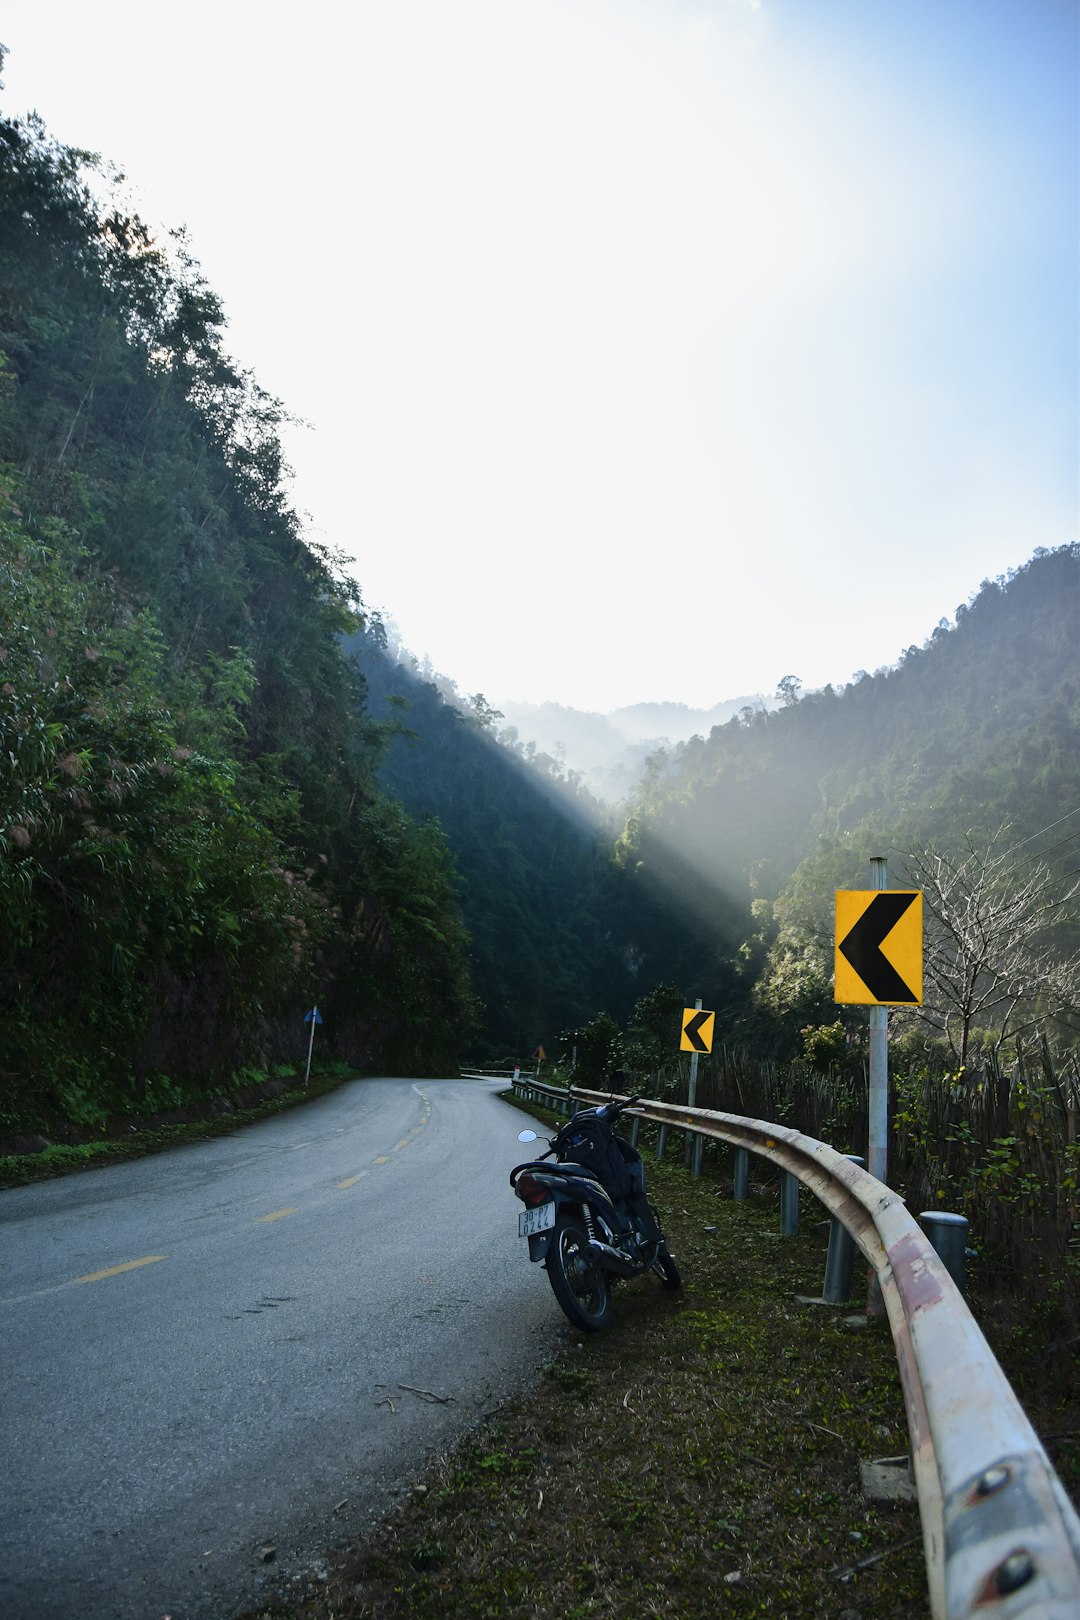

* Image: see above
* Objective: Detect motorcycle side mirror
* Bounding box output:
[517,1129,538,1143]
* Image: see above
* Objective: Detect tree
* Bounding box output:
[901,825,1080,1067]
[561,1010,621,1087]
[776,674,803,707]
[620,982,686,1070]
[464,693,504,730]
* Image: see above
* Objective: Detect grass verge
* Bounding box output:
[0,1069,356,1189]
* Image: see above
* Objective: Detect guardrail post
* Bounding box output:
[629,1117,640,1149]
[733,1148,748,1199]
[691,1133,704,1177]
[822,1155,865,1303]
[656,1124,669,1160]
[780,1169,799,1235]
[919,1209,969,1294]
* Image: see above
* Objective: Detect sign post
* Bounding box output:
[680,1001,715,1174]
[834,863,923,1185]
[303,1005,323,1087]
[835,860,922,1315]
[685,999,703,1111]
[866,859,890,1187]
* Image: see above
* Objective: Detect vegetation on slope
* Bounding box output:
[614,547,1080,1056]
[2,70,1076,1127]
[0,84,476,1130]
[348,627,734,1057]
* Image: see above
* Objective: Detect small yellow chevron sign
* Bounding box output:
[835,890,923,1005]
[680,1007,715,1053]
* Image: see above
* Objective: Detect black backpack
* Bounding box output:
[557,1114,635,1202]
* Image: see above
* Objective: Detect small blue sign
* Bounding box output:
[304,1007,323,1024]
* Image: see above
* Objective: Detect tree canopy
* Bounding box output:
[0,85,476,1125]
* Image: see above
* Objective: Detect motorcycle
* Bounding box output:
[510,1091,681,1331]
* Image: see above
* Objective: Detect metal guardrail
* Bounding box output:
[460,1068,535,1081]
[511,1078,1080,1620]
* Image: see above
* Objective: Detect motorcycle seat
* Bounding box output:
[511,1161,628,1228]
[553,1162,611,1182]
[520,1160,600,1182]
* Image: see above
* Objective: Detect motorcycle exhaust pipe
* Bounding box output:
[586,1237,638,1277]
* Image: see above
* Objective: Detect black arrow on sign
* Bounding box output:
[683,1010,711,1052]
[838,892,919,1003]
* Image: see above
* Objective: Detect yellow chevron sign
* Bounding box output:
[835,890,923,1005]
[680,1007,715,1053]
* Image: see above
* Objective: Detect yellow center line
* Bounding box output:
[75,1256,167,1284]
[256,1207,298,1223]
[335,1175,361,1189]
[370,1114,430,1165]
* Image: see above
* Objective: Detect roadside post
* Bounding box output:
[303,1004,322,1086]
[822,1155,866,1302]
[920,1209,970,1294]
[869,858,890,1185]
[680,1000,715,1176]
[835,858,922,1311]
[834,858,923,1184]
[780,1169,800,1235]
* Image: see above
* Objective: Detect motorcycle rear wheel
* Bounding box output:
[651,1245,682,1290]
[547,1213,613,1331]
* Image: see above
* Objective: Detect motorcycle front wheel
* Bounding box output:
[546,1213,613,1331]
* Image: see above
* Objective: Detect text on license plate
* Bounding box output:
[518,1202,555,1238]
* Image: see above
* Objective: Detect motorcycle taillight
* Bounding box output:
[515,1172,549,1208]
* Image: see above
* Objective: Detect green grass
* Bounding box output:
[0,1069,355,1188]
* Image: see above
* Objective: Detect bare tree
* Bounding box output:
[901,825,1080,1067]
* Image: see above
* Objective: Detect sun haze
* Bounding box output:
[3,0,1076,711]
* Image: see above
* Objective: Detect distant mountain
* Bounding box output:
[496,695,773,803]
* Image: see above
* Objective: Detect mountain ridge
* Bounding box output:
[490,693,775,802]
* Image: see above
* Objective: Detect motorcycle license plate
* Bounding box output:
[518,1202,555,1238]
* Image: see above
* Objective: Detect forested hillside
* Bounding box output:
[617,547,1080,1054]
[2,82,1075,1140]
[343,544,1080,1082]
[0,93,482,1127]
[0,90,721,1136]
[344,628,729,1056]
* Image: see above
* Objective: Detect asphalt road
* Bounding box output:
[0,1077,563,1620]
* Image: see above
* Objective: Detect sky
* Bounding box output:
[3,0,1077,713]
